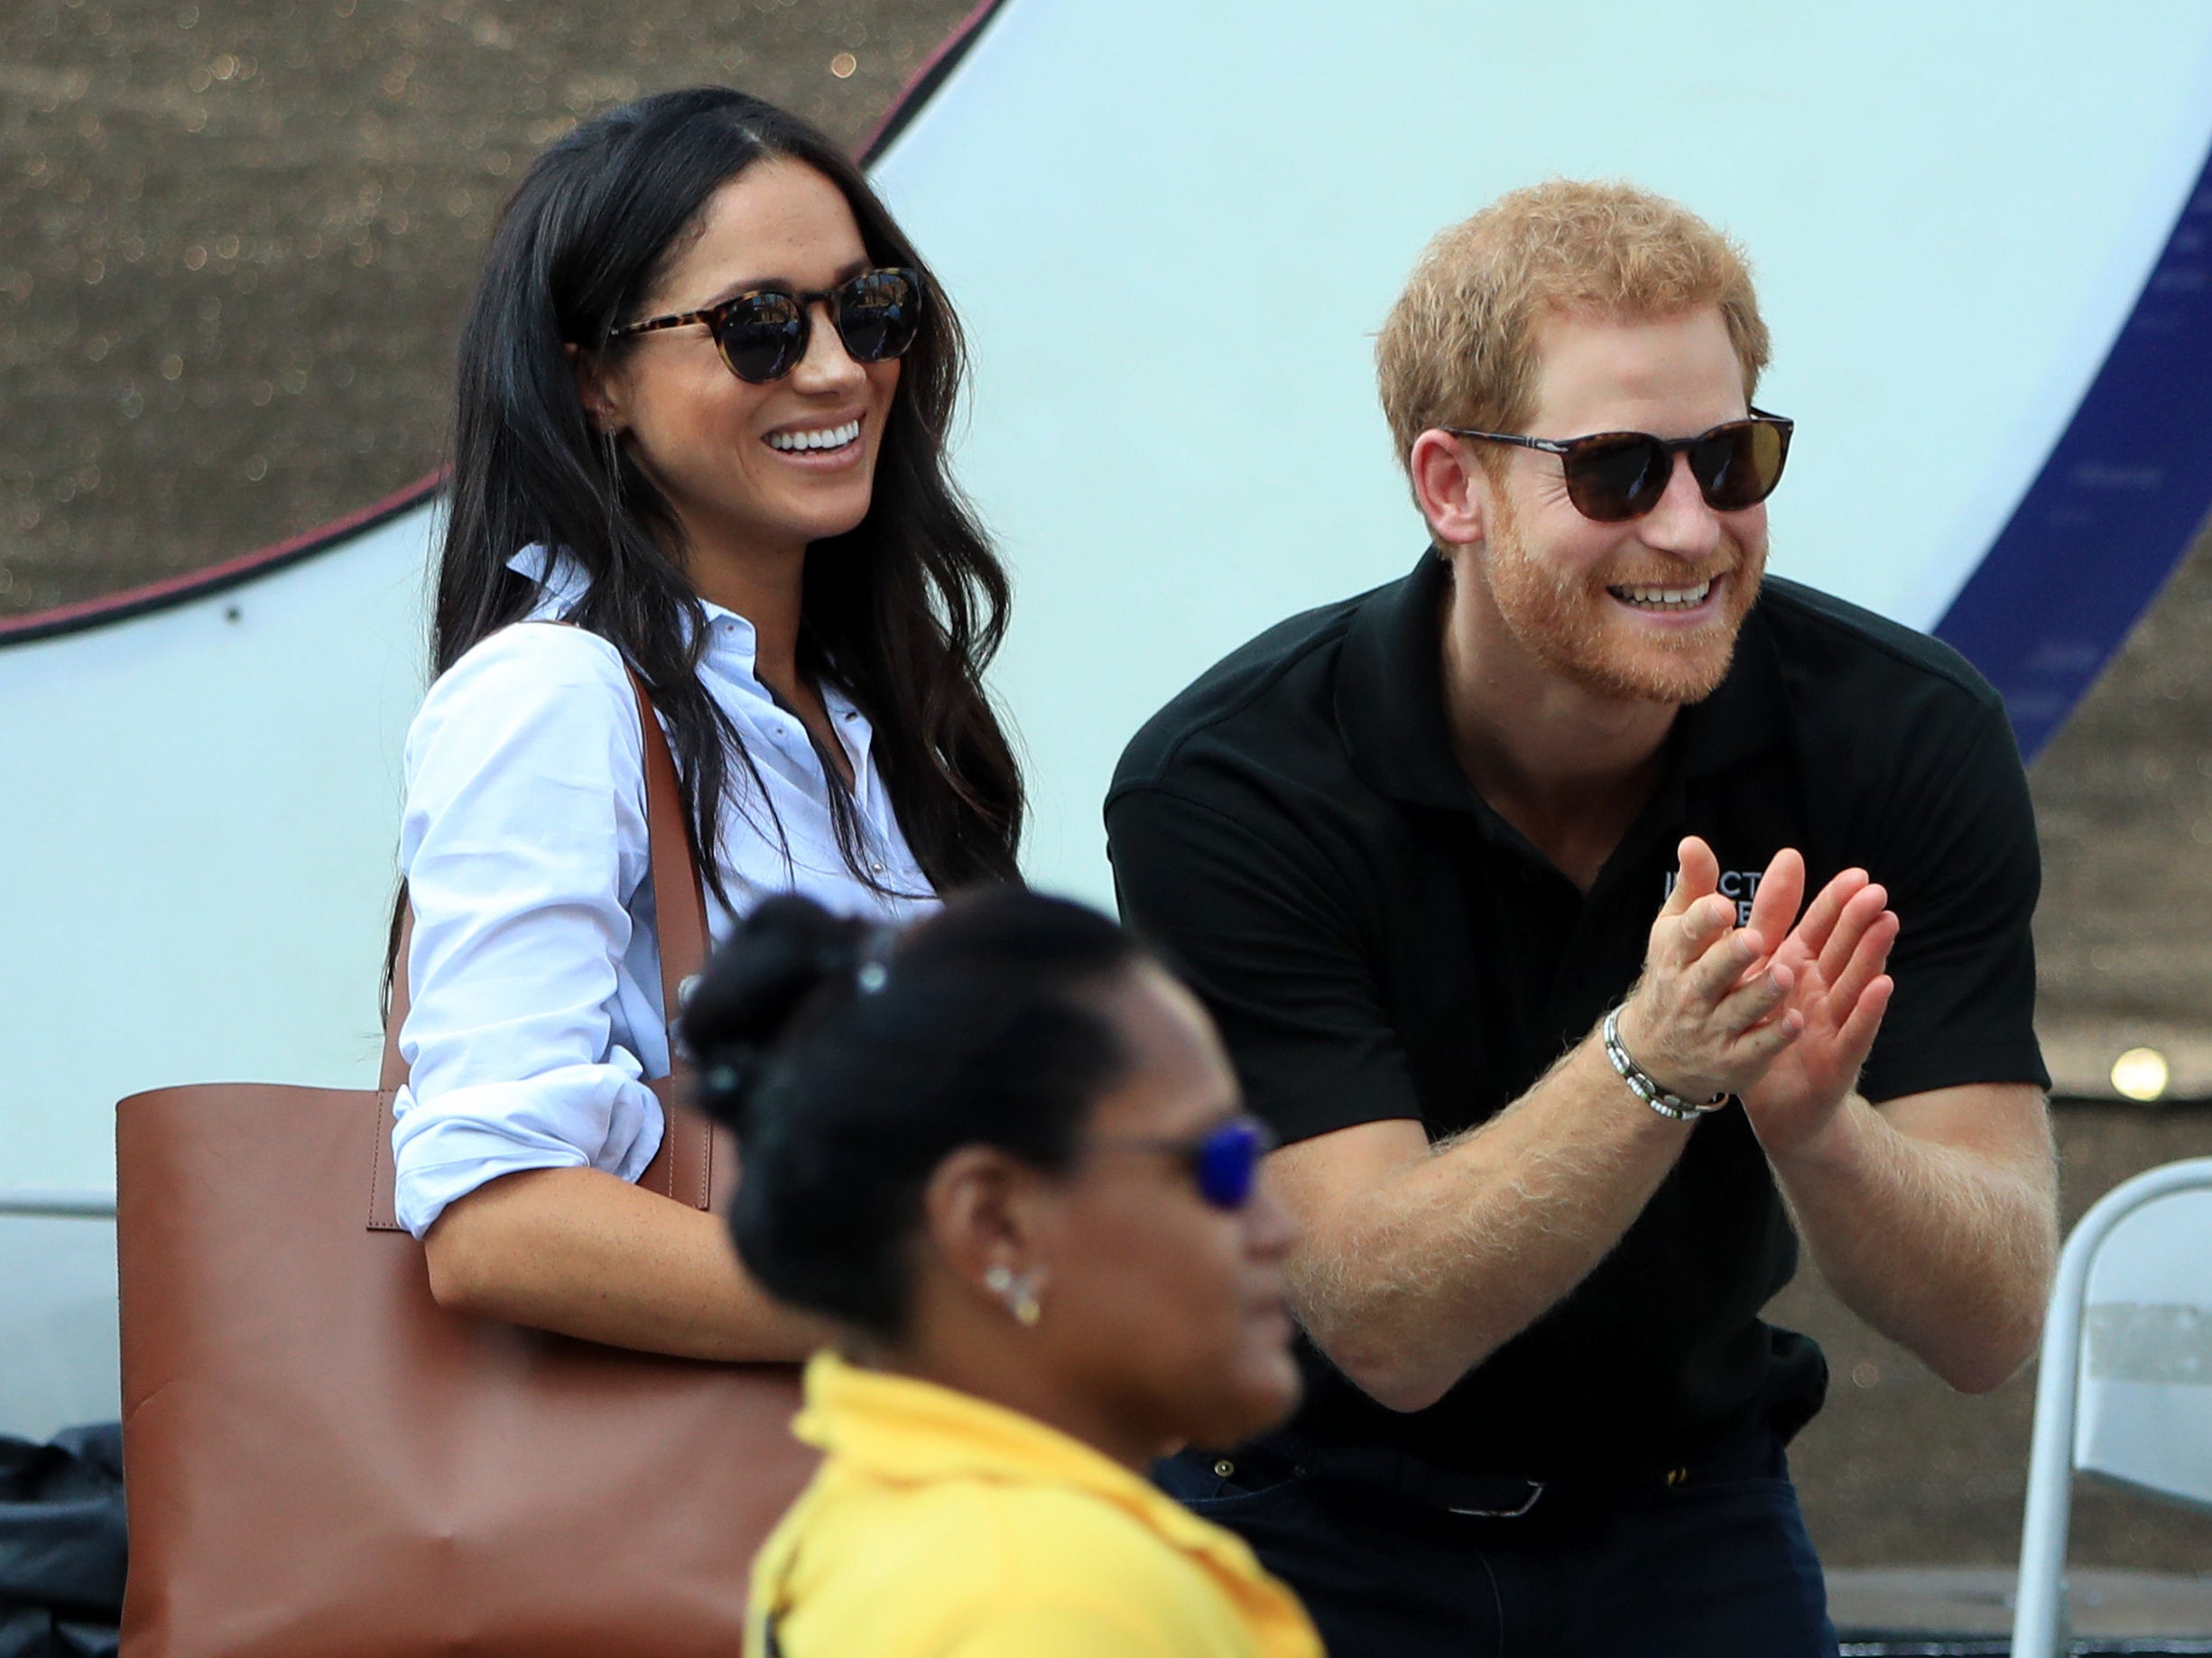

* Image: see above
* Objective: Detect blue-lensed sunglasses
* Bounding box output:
[1091,1115,1277,1210]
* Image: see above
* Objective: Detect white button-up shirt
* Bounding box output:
[390,547,937,1238]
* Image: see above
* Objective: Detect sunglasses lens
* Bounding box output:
[1694,420,1789,511]
[833,269,922,364]
[715,293,804,384]
[1563,434,1671,522]
[1192,1120,1266,1210]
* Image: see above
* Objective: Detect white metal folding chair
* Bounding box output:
[2013,1156,2212,1658]
[0,1189,119,1443]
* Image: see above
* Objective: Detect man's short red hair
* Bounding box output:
[1376,179,1771,474]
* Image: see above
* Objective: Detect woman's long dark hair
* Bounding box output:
[680,890,1143,1340]
[437,88,1023,909]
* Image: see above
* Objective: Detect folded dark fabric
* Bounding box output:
[0,1423,125,1658]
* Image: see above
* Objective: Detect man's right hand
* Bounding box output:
[1611,837,1804,1106]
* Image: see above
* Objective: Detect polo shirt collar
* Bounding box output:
[791,1350,1268,1579]
[1335,552,1479,811]
[1677,599,1788,776]
[1334,549,1790,812]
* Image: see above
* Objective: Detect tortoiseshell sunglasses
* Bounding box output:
[613,266,923,384]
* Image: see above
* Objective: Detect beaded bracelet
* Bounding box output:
[1601,1007,1730,1122]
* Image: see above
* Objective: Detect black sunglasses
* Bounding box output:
[1090,1116,1278,1211]
[1445,408,1793,523]
[611,266,924,385]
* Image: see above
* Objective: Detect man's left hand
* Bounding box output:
[1735,851,1900,1156]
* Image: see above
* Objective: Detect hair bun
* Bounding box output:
[679,894,869,1128]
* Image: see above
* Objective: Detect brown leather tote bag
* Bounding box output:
[115,668,814,1657]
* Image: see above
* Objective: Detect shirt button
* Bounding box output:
[869,860,884,874]
[1213,1459,1236,1478]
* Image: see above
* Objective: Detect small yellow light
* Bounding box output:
[829,51,857,79]
[2111,1047,2170,1103]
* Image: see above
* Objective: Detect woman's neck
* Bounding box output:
[684,529,807,698]
[678,524,858,789]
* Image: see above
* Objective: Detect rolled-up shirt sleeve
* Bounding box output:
[391,623,663,1238]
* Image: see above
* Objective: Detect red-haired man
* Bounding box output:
[1109,181,2058,1658]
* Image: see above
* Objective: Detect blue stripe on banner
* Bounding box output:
[1937,144,2212,761]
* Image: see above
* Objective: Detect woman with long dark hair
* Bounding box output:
[680,889,1321,1657]
[388,88,1022,1358]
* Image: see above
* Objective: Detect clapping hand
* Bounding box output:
[1733,849,1898,1156]
[1615,839,1898,1135]
[1613,838,1804,1107]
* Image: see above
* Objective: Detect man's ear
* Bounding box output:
[565,341,626,436]
[1408,429,1488,550]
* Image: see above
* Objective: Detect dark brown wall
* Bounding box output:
[9,0,2209,1569]
[0,0,976,612]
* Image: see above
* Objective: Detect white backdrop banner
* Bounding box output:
[9,0,2212,1194]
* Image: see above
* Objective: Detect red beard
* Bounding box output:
[1480,492,1766,705]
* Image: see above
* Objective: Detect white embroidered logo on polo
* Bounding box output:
[1661,865,1770,925]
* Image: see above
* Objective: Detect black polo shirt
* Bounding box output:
[1105,551,2047,1479]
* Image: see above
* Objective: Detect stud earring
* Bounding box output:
[983,1264,1043,1329]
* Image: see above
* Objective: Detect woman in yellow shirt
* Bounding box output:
[680,889,1325,1658]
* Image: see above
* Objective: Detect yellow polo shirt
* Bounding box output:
[746,1352,1324,1658]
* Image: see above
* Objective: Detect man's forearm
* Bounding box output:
[1768,1085,2057,1394]
[1281,856,1813,1414]
[1285,1035,1693,1412]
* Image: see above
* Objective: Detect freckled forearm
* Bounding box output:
[1769,1096,2057,1392]
[426,1166,832,1361]
[1290,1038,1693,1409]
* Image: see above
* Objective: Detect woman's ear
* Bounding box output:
[921,1145,1052,1298]
[565,341,626,437]
[1408,428,1489,549]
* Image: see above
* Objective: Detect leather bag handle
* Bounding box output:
[370,662,717,1229]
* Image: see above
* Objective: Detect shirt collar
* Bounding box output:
[1334,551,1480,811]
[1334,549,1789,813]
[1677,599,1788,777]
[791,1350,1270,1577]
[506,543,764,668]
